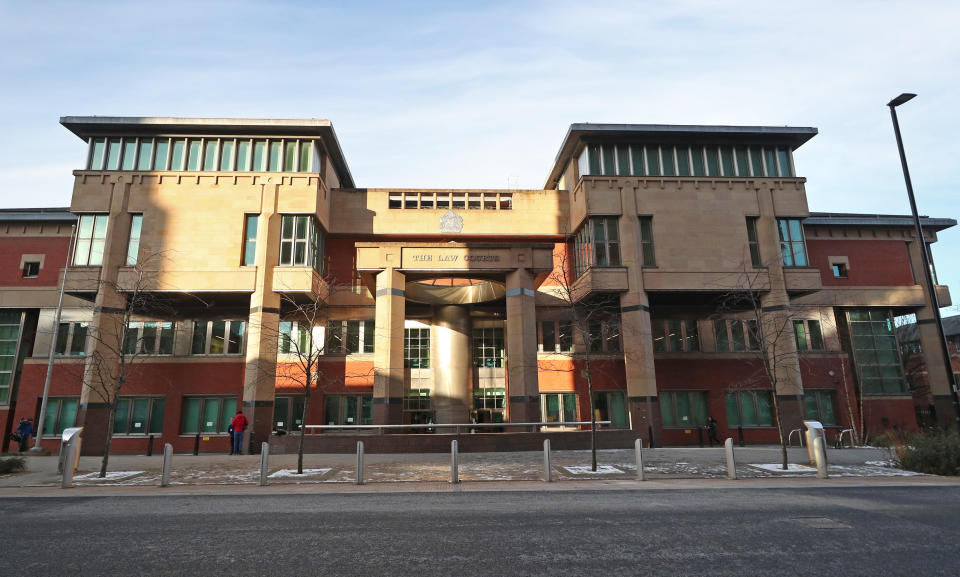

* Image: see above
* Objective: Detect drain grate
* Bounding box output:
[791,516,853,529]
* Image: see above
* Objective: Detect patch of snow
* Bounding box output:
[563,465,622,475]
[268,468,331,478]
[865,460,897,468]
[74,471,144,481]
[749,463,816,473]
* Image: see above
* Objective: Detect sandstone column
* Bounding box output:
[505,268,540,422]
[373,268,405,424]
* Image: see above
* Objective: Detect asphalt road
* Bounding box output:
[0,486,956,576]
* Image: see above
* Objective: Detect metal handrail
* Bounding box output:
[788,428,805,447]
[301,421,612,435]
[836,428,855,449]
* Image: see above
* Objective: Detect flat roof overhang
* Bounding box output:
[59,116,354,188]
[544,123,818,189]
[805,212,956,232]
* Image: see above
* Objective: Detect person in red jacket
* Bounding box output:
[229,410,249,455]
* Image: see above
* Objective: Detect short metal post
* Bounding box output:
[738,426,745,447]
[60,439,75,489]
[193,433,200,456]
[450,440,459,484]
[724,438,737,480]
[161,443,173,487]
[634,438,645,481]
[147,434,154,456]
[356,441,365,485]
[259,442,270,486]
[697,426,704,447]
[813,437,828,479]
[543,439,552,482]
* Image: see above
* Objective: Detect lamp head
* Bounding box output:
[888,93,917,107]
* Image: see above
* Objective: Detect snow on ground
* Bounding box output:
[830,465,922,477]
[268,468,331,479]
[74,471,145,481]
[563,465,623,475]
[749,464,817,473]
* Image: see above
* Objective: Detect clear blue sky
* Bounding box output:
[1,0,957,310]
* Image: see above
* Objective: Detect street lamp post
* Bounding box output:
[888,92,960,433]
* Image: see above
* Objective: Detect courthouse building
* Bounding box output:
[0,116,955,455]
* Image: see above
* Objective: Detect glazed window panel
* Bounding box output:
[180,396,236,434]
[646,145,661,176]
[203,139,218,171]
[541,393,578,423]
[106,138,122,170]
[41,397,79,436]
[89,138,107,170]
[746,217,761,267]
[592,390,628,428]
[715,320,760,352]
[638,216,655,267]
[191,321,244,356]
[778,218,808,267]
[126,214,142,266]
[725,390,773,427]
[848,309,906,394]
[54,322,88,356]
[137,139,153,171]
[73,214,109,267]
[186,139,202,171]
[660,391,708,428]
[690,146,706,176]
[749,147,763,177]
[220,140,235,171]
[153,139,169,170]
[284,141,298,172]
[170,139,186,170]
[804,390,836,425]
[114,397,164,435]
[472,327,504,368]
[676,146,691,177]
[652,319,699,352]
[661,146,676,176]
[242,214,258,266]
[405,328,431,368]
[299,141,313,172]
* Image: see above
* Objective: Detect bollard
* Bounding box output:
[813,437,828,479]
[738,426,745,447]
[634,438,645,481]
[724,438,737,480]
[450,440,459,484]
[543,439,552,483]
[355,441,365,485]
[193,432,200,456]
[147,434,154,456]
[60,439,76,489]
[697,426,704,448]
[259,442,270,486]
[161,443,173,487]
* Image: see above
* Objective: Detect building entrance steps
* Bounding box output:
[0,446,922,489]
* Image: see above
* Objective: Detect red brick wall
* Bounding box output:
[806,239,915,286]
[0,236,71,287]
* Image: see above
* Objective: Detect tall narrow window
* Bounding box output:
[106,138,122,170]
[242,214,258,266]
[646,145,661,176]
[89,138,107,170]
[777,148,793,176]
[202,139,218,170]
[170,139,187,170]
[268,141,282,171]
[284,141,298,171]
[778,218,808,267]
[153,139,169,170]
[236,140,251,171]
[73,214,108,266]
[220,140,235,171]
[676,147,691,176]
[746,217,761,267]
[121,139,137,170]
[404,328,430,368]
[137,139,154,171]
[252,140,267,171]
[126,214,142,266]
[638,216,655,267]
[299,141,313,172]
[616,146,630,176]
[186,139,202,171]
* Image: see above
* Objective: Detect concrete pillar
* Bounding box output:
[241,184,281,453]
[373,268,405,424]
[616,191,659,443]
[77,177,131,455]
[506,268,540,422]
[432,305,471,423]
[756,188,804,433]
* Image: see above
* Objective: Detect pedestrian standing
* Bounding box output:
[707,415,721,447]
[229,410,249,455]
[15,418,34,452]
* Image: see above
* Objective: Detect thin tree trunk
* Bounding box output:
[99,402,117,478]
[585,355,597,472]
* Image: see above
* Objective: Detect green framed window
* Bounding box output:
[41,397,79,436]
[180,396,236,434]
[541,393,578,423]
[652,319,699,352]
[592,390,628,428]
[114,397,165,435]
[660,390,708,428]
[725,390,773,427]
[273,395,306,432]
[804,390,836,425]
[848,309,906,394]
[793,319,824,351]
[191,320,245,355]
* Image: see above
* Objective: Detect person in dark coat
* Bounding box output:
[15,418,34,452]
[706,416,721,447]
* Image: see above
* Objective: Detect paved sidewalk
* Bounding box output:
[0,444,925,493]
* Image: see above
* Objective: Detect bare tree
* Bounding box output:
[257,279,374,475]
[77,253,175,478]
[540,248,628,472]
[717,265,801,470]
